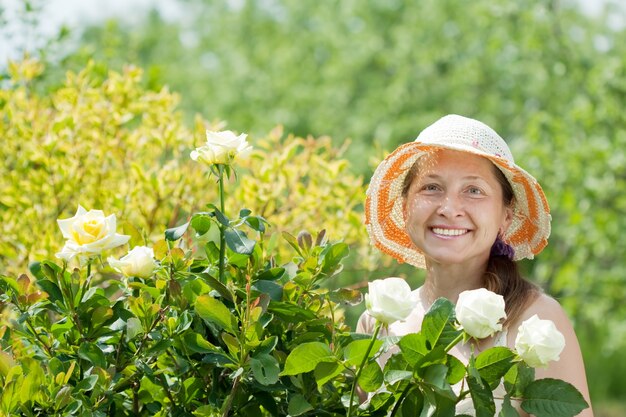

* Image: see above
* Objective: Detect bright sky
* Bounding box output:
[0,0,623,65]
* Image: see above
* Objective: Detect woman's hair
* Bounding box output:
[402,156,540,326]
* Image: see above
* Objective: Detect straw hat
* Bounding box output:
[365,114,551,268]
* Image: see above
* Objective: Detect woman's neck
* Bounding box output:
[421,259,487,306]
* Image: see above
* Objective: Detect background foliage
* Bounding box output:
[1,0,626,414]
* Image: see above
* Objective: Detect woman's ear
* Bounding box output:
[501,206,514,234]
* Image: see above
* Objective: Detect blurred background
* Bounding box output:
[1,0,625,415]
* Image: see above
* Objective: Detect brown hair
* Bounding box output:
[401,155,540,327]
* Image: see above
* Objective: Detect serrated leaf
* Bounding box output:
[359,361,384,392]
[504,362,535,397]
[398,332,428,366]
[422,297,457,348]
[521,378,589,417]
[475,347,515,387]
[343,339,383,367]
[467,373,496,417]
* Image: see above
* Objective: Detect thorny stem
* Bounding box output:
[348,320,383,417]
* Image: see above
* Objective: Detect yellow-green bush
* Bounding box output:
[0,58,374,276]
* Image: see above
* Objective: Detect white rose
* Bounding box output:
[56,205,130,261]
[515,314,565,368]
[108,246,157,278]
[190,130,252,166]
[365,278,418,325]
[455,288,506,339]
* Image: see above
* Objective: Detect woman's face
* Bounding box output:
[404,149,513,267]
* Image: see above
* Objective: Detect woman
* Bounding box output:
[358,115,593,416]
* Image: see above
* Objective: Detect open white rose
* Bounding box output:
[56,205,130,261]
[365,277,418,325]
[455,288,506,339]
[108,246,157,278]
[190,130,252,166]
[515,314,565,368]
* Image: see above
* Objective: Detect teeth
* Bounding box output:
[432,228,468,236]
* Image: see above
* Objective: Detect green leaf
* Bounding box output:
[400,388,425,417]
[314,361,343,389]
[504,362,535,397]
[244,216,267,233]
[398,333,428,366]
[475,347,515,387]
[207,204,230,226]
[343,339,383,367]
[183,331,218,354]
[281,231,304,257]
[250,353,280,385]
[75,374,99,392]
[288,394,313,416]
[280,342,335,376]
[252,280,283,301]
[320,242,349,275]
[78,343,106,368]
[195,294,237,334]
[254,267,285,281]
[445,354,466,385]
[499,395,521,417]
[521,378,589,417]
[35,279,63,304]
[423,364,456,400]
[422,297,457,348]
[191,214,212,236]
[198,273,233,302]
[384,370,413,385]
[165,221,190,241]
[359,361,384,392]
[239,208,252,217]
[467,373,496,417]
[268,301,316,323]
[224,228,256,254]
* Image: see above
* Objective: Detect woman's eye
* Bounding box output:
[467,186,483,195]
[420,184,440,192]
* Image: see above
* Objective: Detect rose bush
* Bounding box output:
[455,288,507,339]
[515,314,566,368]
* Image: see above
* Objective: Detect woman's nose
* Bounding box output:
[436,194,464,217]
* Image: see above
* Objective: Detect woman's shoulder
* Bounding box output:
[517,292,570,326]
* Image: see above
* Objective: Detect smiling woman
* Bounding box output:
[359,114,594,416]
